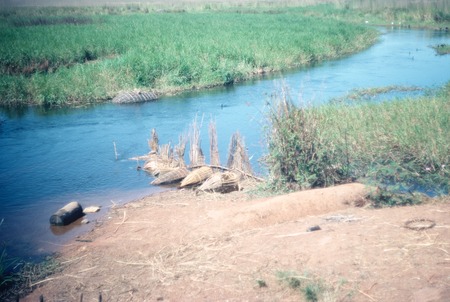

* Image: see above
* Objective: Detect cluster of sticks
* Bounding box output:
[139,118,261,193]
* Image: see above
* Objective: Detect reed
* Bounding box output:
[189,116,205,167]
[227,132,253,175]
[209,120,220,167]
[148,128,159,154]
[175,134,188,168]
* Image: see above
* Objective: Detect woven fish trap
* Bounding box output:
[154,167,179,177]
[112,90,158,104]
[180,166,213,188]
[404,218,436,231]
[143,153,177,176]
[151,167,190,185]
[198,171,240,192]
[143,159,159,176]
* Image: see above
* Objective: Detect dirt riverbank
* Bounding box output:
[23,182,450,301]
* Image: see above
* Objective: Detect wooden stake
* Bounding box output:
[113,141,118,160]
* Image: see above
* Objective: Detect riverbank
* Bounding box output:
[18,182,450,301]
[3,2,450,108]
[0,5,379,107]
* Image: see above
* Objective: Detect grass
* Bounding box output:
[345,0,450,22]
[264,82,449,204]
[0,252,61,301]
[432,44,450,55]
[330,85,424,103]
[0,247,18,290]
[2,1,448,107]
[273,1,450,30]
[0,5,379,107]
[1,220,61,300]
[276,270,323,301]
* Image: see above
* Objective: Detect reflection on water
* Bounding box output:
[0,28,449,260]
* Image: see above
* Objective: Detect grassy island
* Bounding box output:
[0,5,379,107]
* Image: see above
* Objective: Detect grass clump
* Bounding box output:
[256,278,267,288]
[264,87,352,191]
[264,83,449,203]
[0,252,61,301]
[276,270,323,301]
[0,247,18,290]
[432,44,450,55]
[276,270,303,289]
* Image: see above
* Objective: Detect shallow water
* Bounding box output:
[0,27,449,260]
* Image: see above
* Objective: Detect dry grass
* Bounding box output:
[227,132,253,175]
[175,134,188,168]
[189,116,205,167]
[148,128,159,154]
[209,120,220,167]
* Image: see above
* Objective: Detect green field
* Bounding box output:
[1,0,449,107]
[0,4,379,106]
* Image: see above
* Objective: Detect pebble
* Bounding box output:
[306,225,321,232]
[83,206,101,214]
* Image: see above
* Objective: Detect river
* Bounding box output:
[0,27,449,261]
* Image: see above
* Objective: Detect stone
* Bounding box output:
[83,206,101,214]
[49,201,84,226]
[306,225,321,232]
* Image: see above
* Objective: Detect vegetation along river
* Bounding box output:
[0,27,449,261]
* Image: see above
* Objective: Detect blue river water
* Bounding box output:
[0,27,449,260]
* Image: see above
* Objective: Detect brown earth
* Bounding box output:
[23,182,450,302]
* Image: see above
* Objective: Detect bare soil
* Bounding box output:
[23,182,450,302]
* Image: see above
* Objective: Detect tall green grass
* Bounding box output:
[344,0,450,27]
[264,83,449,201]
[286,1,450,29]
[0,9,377,106]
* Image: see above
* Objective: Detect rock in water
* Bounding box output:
[50,201,84,226]
[83,206,101,214]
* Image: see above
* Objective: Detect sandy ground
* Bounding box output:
[23,182,450,302]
